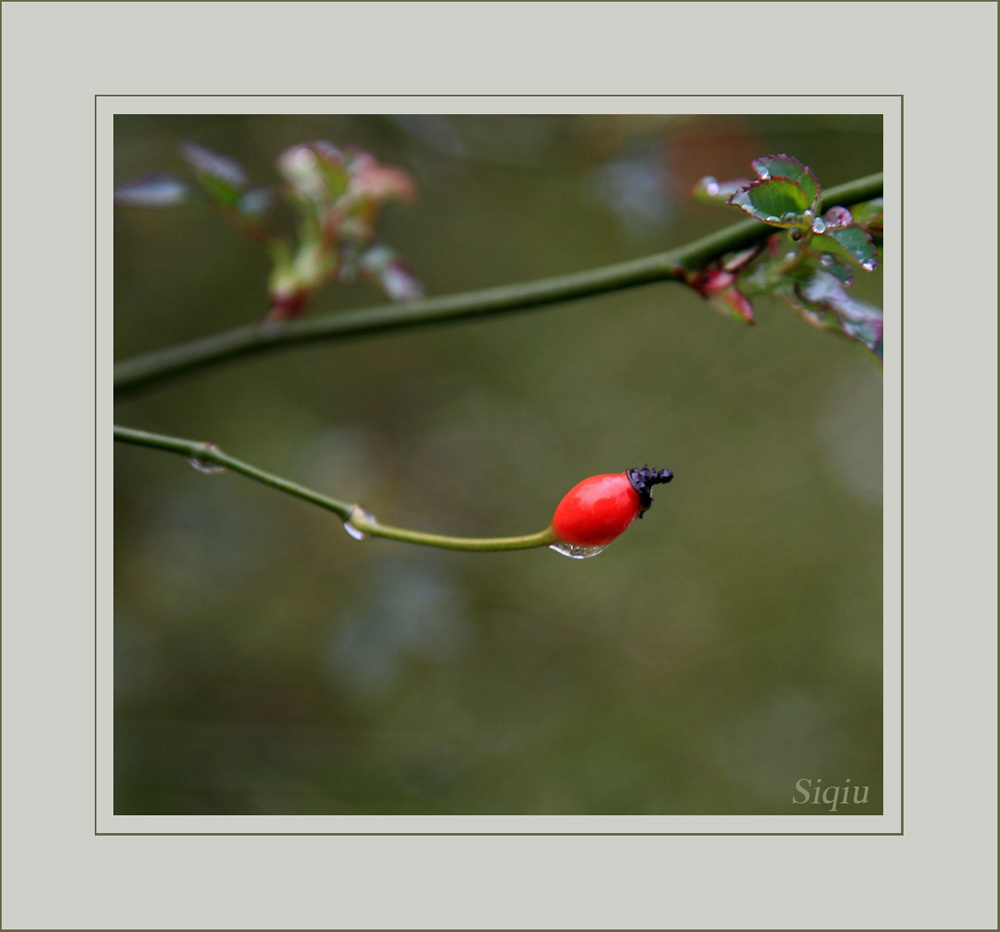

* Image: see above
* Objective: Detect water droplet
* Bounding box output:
[343,506,375,541]
[758,168,771,179]
[784,251,797,261]
[700,176,719,196]
[187,444,225,474]
[811,217,828,234]
[789,230,803,242]
[824,206,853,229]
[549,541,607,559]
[765,215,780,224]
[861,258,877,271]
[819,253,835,268]
[803,209,814,221]
[781,211,800,224]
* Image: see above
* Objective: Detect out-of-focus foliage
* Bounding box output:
[115,138,421,320]
[114,114,883,816]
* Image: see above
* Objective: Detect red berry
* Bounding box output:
[551,466,673,547]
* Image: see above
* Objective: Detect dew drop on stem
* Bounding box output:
[343,506,375,541]
[187,444,226,474]
[344,522,369,541]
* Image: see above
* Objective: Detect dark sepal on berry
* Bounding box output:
[626,465,674,517]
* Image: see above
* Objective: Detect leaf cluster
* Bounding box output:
[115,140,422,319]
[691,155,883,361]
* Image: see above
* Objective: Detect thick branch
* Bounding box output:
[114,172,882,396]
[114,425,558,552]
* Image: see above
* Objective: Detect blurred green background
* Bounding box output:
[114,114,883,815]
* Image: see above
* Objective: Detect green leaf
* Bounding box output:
[850,197,883,240]
[751,155,821,211]
[815,254,855,284]
[815,225,877,270]
[197,172,244,208]
[728,178,811,227]
[179,140,247,208]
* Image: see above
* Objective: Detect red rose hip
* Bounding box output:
[551,466,674,549]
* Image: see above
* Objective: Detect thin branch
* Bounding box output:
[113,172,883,396]
[114,425,559,552]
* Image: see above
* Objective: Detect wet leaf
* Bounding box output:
[798,270,883,358]
[751,154,821,211]
[728,178,811,227]
[813,253,855,284]
[691,175,751,205]
[114,173,192,207]
[815,225,877,270]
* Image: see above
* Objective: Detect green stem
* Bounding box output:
[114,425,558,552]
[114,173,883,396]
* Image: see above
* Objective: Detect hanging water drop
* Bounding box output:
[861,258,877,271]
[187,443,225,474]
[343,506,375,541]
[343,522,369,541]
[549,541,607,559]
[789,229,803,242]
[811,217,828,234]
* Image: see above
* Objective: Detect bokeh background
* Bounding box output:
[114,114,883,815]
